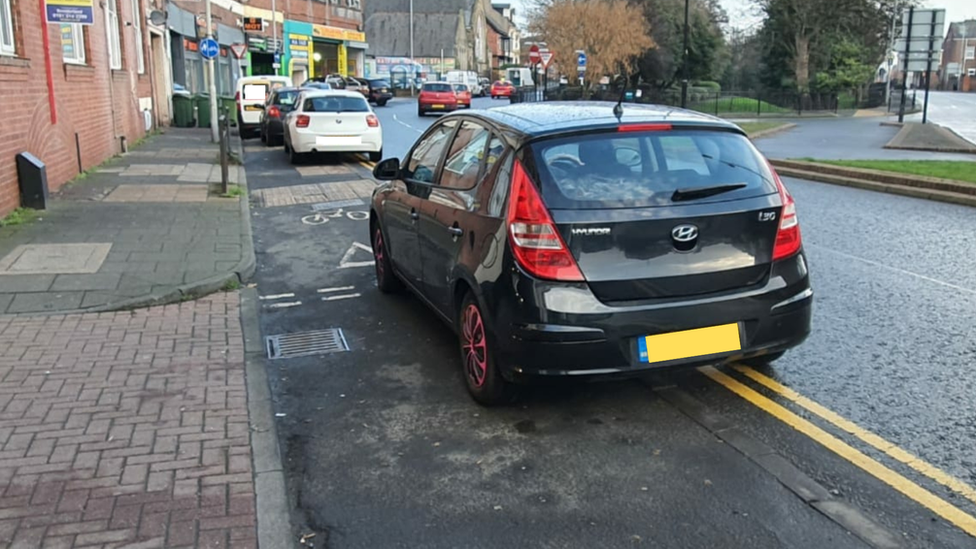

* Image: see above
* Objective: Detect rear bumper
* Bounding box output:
[491,252,812,381]
[419,102,458,112]
[290,128,383,154]
[371,93,393,102]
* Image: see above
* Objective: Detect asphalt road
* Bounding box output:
[910,91,976,145]
[242,97,976,548]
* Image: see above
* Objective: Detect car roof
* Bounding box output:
[300,89,367,99]
[469,102,743,138]
[423,81,451,85]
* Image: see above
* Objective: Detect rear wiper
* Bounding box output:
[671,183,747,202]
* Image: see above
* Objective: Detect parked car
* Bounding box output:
[282,90,382,165]
[478,77,491,97]
[453,84,472,109]
[418,82,459,116]
[301,81,332,90]
[236,75,293,138]
[367,103,811,404]
[259,87,303,147]
[365,79,393,106]
[320,75,365,94]
[490,80,515,99]
[446,70,481,96]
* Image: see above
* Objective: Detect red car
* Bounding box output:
[418,82,459,116]
[453,84,472,109]
[490,80,515,99]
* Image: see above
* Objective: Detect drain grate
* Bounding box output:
[311,199,364,211]
[266,328,349,359]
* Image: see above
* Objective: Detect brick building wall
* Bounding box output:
[0,0,152,216]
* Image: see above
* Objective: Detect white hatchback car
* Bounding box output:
[283,90,383,165]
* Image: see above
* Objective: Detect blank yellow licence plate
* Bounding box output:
[432,104,445,109]
[244,105,263,111]
[637,323,741,364]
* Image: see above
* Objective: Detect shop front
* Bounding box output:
[283,21,367,81]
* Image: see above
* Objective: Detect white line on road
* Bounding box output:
[259,293,296,300]
[393,114,423,133]
[321,293,362,301]
[266,301,303,309]
[810,244,976,295]
[317,286,356,293]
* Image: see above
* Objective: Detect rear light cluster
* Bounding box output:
[507,160,584,282]
[296,115,310,128]
[366,114,380,127]
[770,166,802,261]
[267,106,281,119]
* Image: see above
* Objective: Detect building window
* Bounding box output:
[106,0,122,69]
[130,0,143,73]
[0,0,15,56]
[61,23,85,64]
[345,0,360,7]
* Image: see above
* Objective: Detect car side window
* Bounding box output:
[487,151,513,217]
[439,121,489,190]
[403,121,457,184]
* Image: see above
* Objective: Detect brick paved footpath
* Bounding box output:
[0,293,257,548]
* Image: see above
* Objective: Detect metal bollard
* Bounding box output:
[219,107,229,195]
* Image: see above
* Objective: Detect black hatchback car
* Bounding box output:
[260,87,303,147]
[369,103,812,405]
[366,79,393,106]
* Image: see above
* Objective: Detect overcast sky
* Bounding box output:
[503,0,976,37]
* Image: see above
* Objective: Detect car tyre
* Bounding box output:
[372,225,403,293]
[377,99,388,107]
[368,149,382,162]
[740,351,786,368]
[418,107,424,117]
[458,293,512,406]
[288,144,302,165]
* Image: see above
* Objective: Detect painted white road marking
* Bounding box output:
[393,114,423,133]
[301,214,329,225]
[317,286,356,293]
[338,242,376,269]
[259,293,296,300]
[267,301,303,309]
[810,244,976,295]
[322,293,362,301]
[346,211,369,221]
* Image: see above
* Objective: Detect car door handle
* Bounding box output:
[410,209,420,221]
[447,226,464,237]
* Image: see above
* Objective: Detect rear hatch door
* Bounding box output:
[527,127,782,303]
[302,95,371,135]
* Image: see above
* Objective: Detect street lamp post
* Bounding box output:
[409,0,415,96]
[205,0,219,142]
[680,0,690,108]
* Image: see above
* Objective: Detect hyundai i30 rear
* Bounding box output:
[369,106,811,405]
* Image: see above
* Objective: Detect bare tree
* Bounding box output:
[529,0,655,81]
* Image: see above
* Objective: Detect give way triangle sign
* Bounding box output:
[540,50,554,69]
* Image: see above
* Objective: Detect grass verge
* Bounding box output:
[689,96,792,115]
[796,159,976,185]
[0,207,36,227]
[221,185,245,198]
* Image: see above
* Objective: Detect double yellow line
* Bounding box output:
[358,157,377,173]
[703,365,976,537]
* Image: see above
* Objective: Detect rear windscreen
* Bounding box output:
[530,130,777,209]
[423,84,453,92]
[304,96,369,113]
[274,91,299,106]
[370,80,390,88]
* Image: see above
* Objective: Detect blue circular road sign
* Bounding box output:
[200,37,219,60]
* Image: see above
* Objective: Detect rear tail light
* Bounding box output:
[234,91,240,108]
[366,114,380,127]
[296,115,310,128]
[268,106,281,119]
[507,160,584,282]
[770,165,802,261]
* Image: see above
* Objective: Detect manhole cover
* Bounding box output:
[311,198,364,211]
[266,329,349,359]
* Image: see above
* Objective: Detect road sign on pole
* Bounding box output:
[540,49,554,70]
[230,43,247,59]
[577,51,587,74]
[200,37,219,60]
[529,44,541,65]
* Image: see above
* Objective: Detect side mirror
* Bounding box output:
[373,157,400,180]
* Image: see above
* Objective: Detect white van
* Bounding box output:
[236,75,293,138]
[505,67,534,88]
[446,70,482,96]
